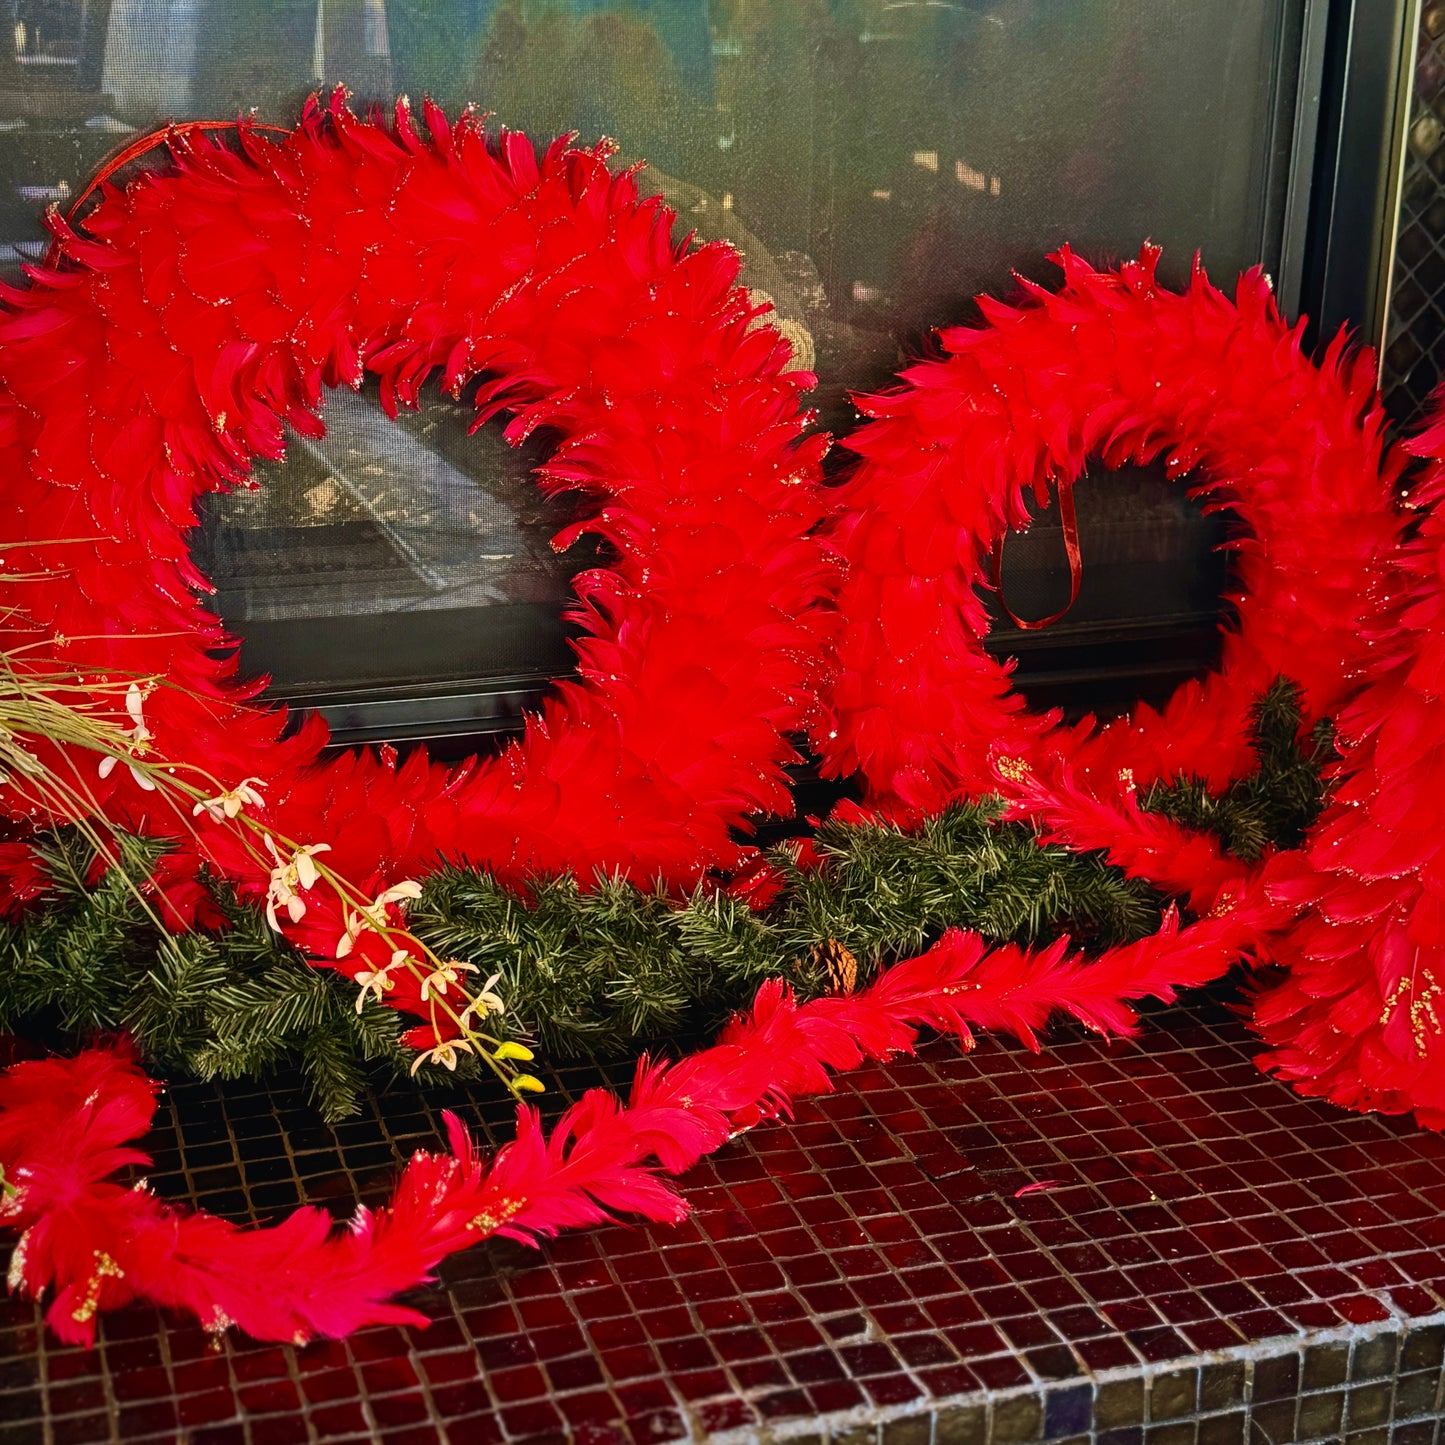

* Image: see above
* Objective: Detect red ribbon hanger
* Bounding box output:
[991,481,1083,631]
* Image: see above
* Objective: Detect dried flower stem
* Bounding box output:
[0,646,534,1093]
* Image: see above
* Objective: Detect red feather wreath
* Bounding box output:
[797,245,1439,1130]
[819,246,1403,908]
[0,95,833,1033]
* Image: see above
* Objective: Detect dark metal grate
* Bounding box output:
[1384,3,1445,423]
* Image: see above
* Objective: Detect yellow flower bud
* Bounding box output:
[493,1041,535,1062]
[509,1074,545,1094]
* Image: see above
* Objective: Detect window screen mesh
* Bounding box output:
[1384,2,1445,424]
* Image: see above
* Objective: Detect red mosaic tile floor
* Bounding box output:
[1,993,1443,1444]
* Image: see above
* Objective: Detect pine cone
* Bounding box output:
[812,938,858,997]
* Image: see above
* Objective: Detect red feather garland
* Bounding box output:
[2,913,1253,1346]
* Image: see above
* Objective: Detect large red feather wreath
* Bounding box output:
[0,95,833,1032]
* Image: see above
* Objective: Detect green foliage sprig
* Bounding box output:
[0,830,414,1122]
[1139,679,1335,862]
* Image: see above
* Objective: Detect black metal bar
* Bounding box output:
[1296,0,1419,351]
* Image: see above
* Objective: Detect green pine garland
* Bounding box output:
[0,681,1329,1119]
[413,798,1162,1061]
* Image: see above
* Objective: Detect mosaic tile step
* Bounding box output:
[0,994,1443,1444]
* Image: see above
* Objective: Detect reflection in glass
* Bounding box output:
[0,1,1301,738]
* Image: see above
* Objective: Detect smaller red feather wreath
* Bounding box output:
[0,95,833,1036]
[806,246,1445,1132]
[818,246,1403,912]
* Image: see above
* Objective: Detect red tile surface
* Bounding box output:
[0,995,1442,1442]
